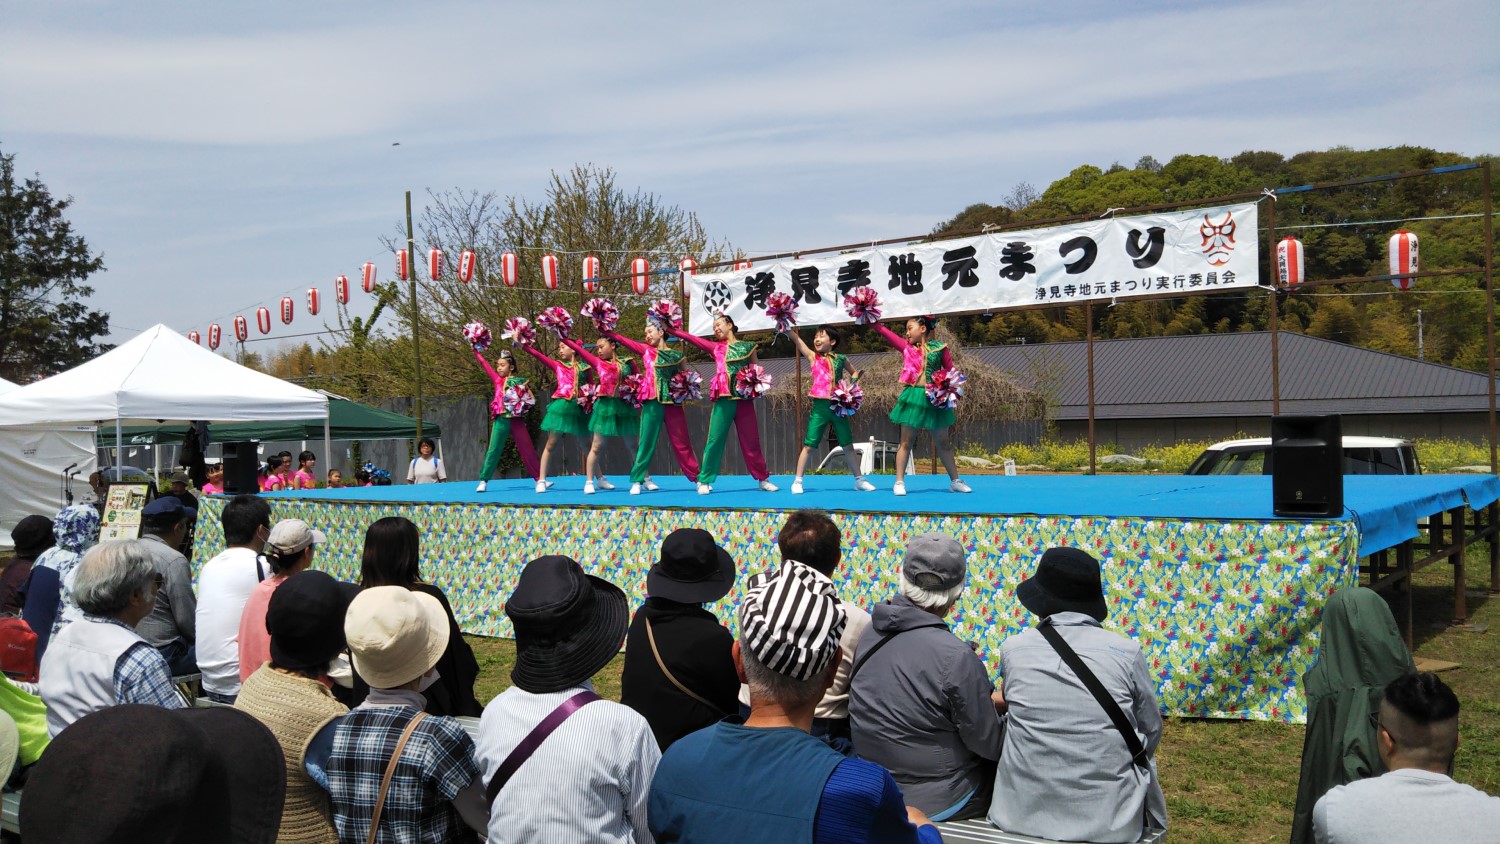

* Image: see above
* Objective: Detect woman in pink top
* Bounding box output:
[292,451,318,490]
[238,518,326,683]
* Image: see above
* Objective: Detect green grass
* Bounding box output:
[464,546,1500,843]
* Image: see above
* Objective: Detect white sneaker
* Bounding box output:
[892,481,906,496]
[545,480,555,489]
[697,483,712,495]
[950,479,972,493]
[644,479,660,491]
[630,483,642,495]
[791,479,804,495]
[597,478,615,490]
[535,480,547,493]
[584,481,596,495]
[854,477,876,491]
[759,480,779,492]
[475,481,487,492]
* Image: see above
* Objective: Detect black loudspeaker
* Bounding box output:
[1272,415,1343,517]
[221,441,260,495]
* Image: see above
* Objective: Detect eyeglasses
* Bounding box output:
[1368,712,1386,734]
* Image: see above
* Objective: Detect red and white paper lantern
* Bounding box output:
[187,330,201,345]
[733,259,753,271]
[208,323,222,350]
[361,262,377,293]
[678,257,697,297]
[1389,229,1419,291]
[395,250,409,282]
[1276,237,1304,288]
[630,257,650,296]
[256,307,272,335]
[582,255,601,293]
[335,275,351,304]
[500,251,518,287]
[233,316,248,342]
[428,248,444,281]
[279,297,294,325]
[541,254,559,290]
[458,250,477,284]
[307,288,321,316]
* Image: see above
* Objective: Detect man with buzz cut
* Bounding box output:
[1313,671,1500,843]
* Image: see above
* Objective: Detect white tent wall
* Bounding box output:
[0,425,97,551]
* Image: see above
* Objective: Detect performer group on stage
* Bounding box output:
[466,290,972,496]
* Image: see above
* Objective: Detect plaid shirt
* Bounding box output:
[96,616,184,710]
[329,699,479,844]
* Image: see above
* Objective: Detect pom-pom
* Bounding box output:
[829,379,863,418]
[360,462,378,475]
[501,383,537,417]
[735,364,771,400]
[926,368,967,410]
[581,297,620,332]
[844,287,882,325]
[668,370,703,403]
[370,468,391,482]
[618,374,646,409]
[575,382,600,414]
[463,320,492,350]
[536,307,574,338]
[765,291,798,334]
[500,317,535,347]
[647,299,683,329]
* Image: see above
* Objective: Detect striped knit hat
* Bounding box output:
[738,560,846,681]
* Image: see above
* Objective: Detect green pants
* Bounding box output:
[803,398,854,448]
[479,416,540,481]
[631,402,701,483]
[698,398,769,484]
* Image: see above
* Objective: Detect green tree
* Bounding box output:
[0,145,109,380]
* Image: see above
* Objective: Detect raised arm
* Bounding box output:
[666,325,717,353]
[520,344,560,371]
[472,347,502,385]
[873,323,909,351]
[602,328,650,357]
[789,330,818,363]
[560,336,605,369]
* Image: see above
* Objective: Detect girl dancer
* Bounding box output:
[602,318,700,495]
[668,315,776,494]
[520,340,592,493]
[559,332,640,494]
[472,347,540,491]
[873,315,970,496]
[788,326,875,494]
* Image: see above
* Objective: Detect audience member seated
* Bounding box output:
[988,547,1166,843]
[850,532,1002,821]
[136,497,199,676]
[0,673,52,774]
[477,554,659,842]
[622,528,739,750]
[39,539,186,737]
[1313,671,1500,843]
[238,518,325,683]
[235,570,352,844]
[736,510,871,744]
[195,494,272,704]
[324,587,488,842]
[2,515,52,615]
[650,560,941,843]
[20,703,286,843]
[355,516,481,716]
[21,504,100,662]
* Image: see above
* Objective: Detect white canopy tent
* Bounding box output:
[0,377,98,550]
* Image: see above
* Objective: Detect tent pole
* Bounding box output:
[323,414,332,487]
[114,417,123,480]
[153,444,160,484]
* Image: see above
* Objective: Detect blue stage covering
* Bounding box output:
[268,473,1499,559]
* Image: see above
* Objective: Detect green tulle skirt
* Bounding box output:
[589,396,640,437]
[888,384,956,430]
[541,397,591,437]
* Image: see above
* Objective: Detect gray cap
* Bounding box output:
[903,532,966,591]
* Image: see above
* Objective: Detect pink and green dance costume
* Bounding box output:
[561,339,640,438]
[667,328,769,484]
[606,329,700,484]
[874,325,956,430]
[522,345,592,437]
[804,353,855,448]
[474,349,541,481]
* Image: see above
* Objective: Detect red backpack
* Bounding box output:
[0,617,39,683]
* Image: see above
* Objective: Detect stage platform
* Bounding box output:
[194,473,1499,724]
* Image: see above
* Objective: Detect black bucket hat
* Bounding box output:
[21,704,286,844]
[648,528,736,603]
[1016,547,1109,621]
[10,515,55,558]
[507,555,629,693]
[267,570,351,671]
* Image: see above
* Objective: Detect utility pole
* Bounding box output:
[1417,308,1424,360]
[406,191,425,440]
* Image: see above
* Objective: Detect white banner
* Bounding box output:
[687,202,1260,334]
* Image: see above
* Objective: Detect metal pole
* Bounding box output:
[406,191,425,442]
[1086,302,1096,476]
[1267,197,1280,416]
[1417,309,1424,360]
[1484,161,1496,475]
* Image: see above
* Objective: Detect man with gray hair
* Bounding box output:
[39,539,186,736]
[849,532,1003,821]
[649,560,942,843]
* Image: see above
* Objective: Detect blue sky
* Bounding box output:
[2,0,1496,349]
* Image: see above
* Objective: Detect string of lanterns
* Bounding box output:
[1277,230,1420,290]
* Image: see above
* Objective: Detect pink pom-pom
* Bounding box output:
[618,373,646,409]
[502,383,537,417]
[575,382,600,414]
[647,299,683,329]
[734,364,771,400]
[844,287,882,325]
[668,370,703,403]
[463,320,492,350]
[765,291,798,334]
[500,317,536,347]
[830,379,863,418]
[581,297,620,332]
[925,368,967,410]
[536,307,574,338]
